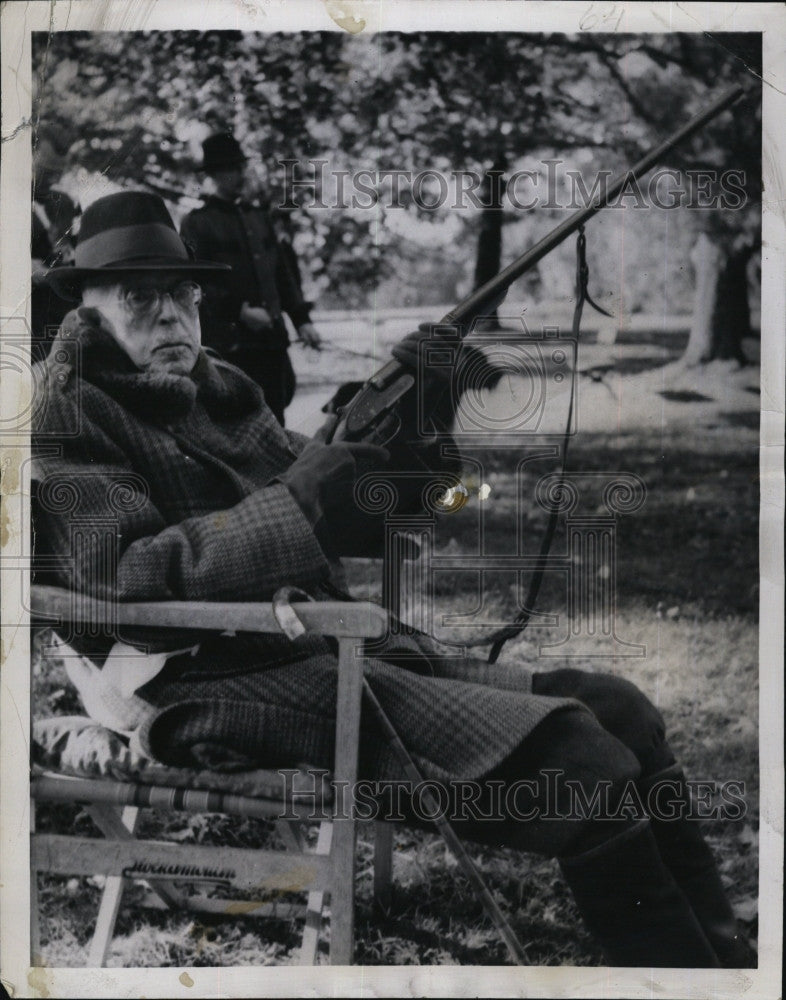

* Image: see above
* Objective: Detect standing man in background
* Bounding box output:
[31,125,80,348]
[180,131,322,425]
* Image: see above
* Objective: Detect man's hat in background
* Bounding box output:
[201,133,246,174]
[45,190,229,300]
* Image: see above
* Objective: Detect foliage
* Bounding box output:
[32,31,760,311]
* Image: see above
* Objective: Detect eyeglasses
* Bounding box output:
[119,281,203,317]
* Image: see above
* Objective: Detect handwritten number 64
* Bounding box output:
[580,4,624,31]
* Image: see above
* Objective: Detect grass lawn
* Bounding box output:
[31,354,760,967]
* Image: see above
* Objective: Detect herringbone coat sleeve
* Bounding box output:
[34,390,330,603]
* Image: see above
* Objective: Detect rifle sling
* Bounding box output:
[482,226,604,663]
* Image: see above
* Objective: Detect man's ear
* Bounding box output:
[74,304,117,341]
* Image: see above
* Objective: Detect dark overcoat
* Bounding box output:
[33,310,576,782]
[179,196,311,356]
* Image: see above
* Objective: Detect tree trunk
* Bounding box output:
[683,233,751,366]
[710,246,753,364]
[472,157,507,331]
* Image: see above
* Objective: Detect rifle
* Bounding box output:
[328,85,744,446]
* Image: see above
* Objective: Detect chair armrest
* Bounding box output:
[30,585,388,640]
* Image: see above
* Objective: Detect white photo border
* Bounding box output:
[1,2,783,997]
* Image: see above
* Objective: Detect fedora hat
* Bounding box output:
[45,190,230,301]
[201,132,246,173]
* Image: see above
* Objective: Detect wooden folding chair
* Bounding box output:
[30,584,392,966]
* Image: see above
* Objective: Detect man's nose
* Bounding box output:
[157,292,179,322]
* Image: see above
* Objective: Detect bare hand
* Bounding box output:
[297,322,322,350]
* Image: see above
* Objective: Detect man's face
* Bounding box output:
[33,139,65,199]
[210,165,245,200]
[82,274,202,376]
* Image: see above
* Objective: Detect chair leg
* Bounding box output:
[373,822,394,914]
[84,803,190,966]
[30,801,42,966]
[87,872,127,966]
[85,804,187,913]
[328,818,356,965]
[85,806,139,966]
[278,817,332,964]
[329,636,364,965]
[299,820,333,965]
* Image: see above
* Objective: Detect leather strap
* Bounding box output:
[483,226,610,663]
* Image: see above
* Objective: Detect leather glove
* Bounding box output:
[390,327,453,383]
[321,380,365,417]
[387,330,460,480]
[278,439,390,555]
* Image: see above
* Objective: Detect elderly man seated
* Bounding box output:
[33,190,753,969]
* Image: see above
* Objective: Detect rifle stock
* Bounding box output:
[330,85,744,444]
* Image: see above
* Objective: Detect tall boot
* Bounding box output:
[559,818,720,968]
[639,766,757,968]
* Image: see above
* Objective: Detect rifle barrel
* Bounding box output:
[443,84,745,327]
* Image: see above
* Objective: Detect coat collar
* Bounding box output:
[48,307,263,422]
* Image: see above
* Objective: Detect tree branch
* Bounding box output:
[583,39,660,128]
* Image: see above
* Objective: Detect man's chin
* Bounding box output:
[147,349,198,377]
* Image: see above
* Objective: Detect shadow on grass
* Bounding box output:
[720,410,760,430]
[657,389,714,403]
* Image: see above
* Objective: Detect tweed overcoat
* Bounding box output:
[32,309,577,782]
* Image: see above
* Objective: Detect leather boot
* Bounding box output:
[639,765,757,968]
[559,819,720,967]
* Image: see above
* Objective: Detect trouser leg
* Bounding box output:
[253,354,288,425]
[379,708,641,857]
[531,668,674,773]
[469,708,643,857]
[386,705,719,967]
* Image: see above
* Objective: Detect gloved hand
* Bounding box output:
[278,439,391,555]
[390,327,453,383]
[320,380,365,417]
[386,330,461,481]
